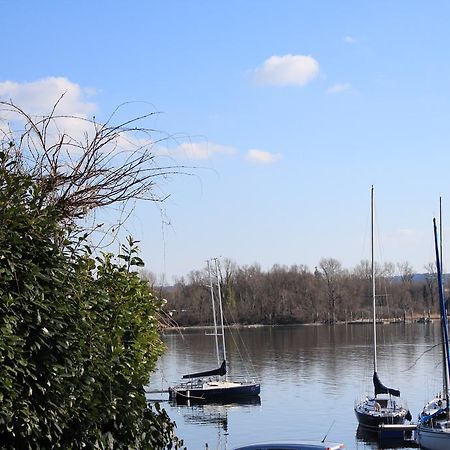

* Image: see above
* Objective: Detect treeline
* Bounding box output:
[162,258,438,326]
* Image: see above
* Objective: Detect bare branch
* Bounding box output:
[0,100,194,222]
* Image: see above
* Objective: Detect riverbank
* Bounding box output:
[163,314,439,331]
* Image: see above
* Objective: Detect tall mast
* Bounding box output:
[214,258,227,366]
[207,259,221,366]
[372,186,378,375]
[440,197,446,398]
[440,197,443,275]
[433,218,450,413]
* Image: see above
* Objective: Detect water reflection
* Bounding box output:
[152,323,440,449]
[173,396,262,430]
[356,425,416,449]
[166,397,262,450]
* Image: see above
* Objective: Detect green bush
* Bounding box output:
[0,154,183,448]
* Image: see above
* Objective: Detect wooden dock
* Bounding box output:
[144,389,169,394]
[143,388,170,402]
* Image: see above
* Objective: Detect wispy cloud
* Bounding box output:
[344,35,357,44]
[326,82,352,95]
[156,141,237,160]
[253,54,319,87]
[389,228,422,243]
[246,149,281,164]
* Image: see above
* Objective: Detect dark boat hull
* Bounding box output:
[169,382,260,404]
[355,409,407,431]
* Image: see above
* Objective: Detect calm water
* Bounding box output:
[147,322,443,450]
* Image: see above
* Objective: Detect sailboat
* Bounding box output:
[354,186,411,430]
[168,258,260,403]
[417,218,450,449]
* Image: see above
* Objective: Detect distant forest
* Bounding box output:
[152,258,440,327]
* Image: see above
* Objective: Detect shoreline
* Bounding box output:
[163,314,438,332]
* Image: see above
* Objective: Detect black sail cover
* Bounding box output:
[182,360,227,379]
[373,371,400,397]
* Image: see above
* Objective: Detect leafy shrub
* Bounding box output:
[0,154,183,448]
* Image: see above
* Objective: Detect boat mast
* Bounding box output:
[371,186,378,376]
[434,218,450,416]
[207,259,221,366]
[440,197,443,275]
[440,197,446,400]
[214,258,227,368]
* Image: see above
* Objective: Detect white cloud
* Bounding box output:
[156,141,237,160]
[0,78,167,178]
[0,77,98,142]
[253,54,319,86]
[0,77,96,117]
[326,82,352,95]
[246,149,281,164]
[344,36,357,44]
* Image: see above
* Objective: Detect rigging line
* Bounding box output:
[160,309,186,340]
[235,326,258,379]
[373,191,388,272]
[222,295,258,379]
[222,312,258,380]
[358,194,372,267]
[401,343,440,372]
[215,259,258,380]
[371,192,398,380]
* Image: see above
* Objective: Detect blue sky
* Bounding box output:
[2,1,450,281]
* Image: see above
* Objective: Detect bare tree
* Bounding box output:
[424,262,437,312]
[382,261,396,278]
[319,257,343,323]
[0,100,190,223]
[396,261,415,319]
[353,259,371,280]
[397,261,414,283]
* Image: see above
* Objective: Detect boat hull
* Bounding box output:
[417,425,450,450]
[354,408,407,431]
[169,381,260,403]
[354,395,409,431]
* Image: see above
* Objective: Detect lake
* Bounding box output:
[147,322,443,449]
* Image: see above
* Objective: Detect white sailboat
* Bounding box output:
[354,186,410,430]
[417,217,450,449]
[169,258,260,403]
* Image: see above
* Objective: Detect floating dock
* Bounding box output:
[378,423,418,447]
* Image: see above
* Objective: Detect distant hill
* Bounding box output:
[391,273,448,283]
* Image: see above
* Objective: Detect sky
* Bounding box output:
[2,1,450,282]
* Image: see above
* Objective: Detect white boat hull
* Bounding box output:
[417,425,450,450]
